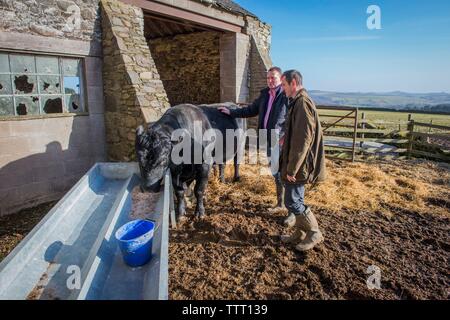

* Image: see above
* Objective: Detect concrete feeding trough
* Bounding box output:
[0,163,175,300]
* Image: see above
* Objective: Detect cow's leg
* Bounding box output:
[233,154,240,182]
[219,164,225,183]
[184,180,195,209]
[194,164,210,218]
[173,183,187,222]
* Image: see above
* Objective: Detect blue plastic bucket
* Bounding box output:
[115,219,155,267]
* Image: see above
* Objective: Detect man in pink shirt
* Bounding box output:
[219,67,289,219]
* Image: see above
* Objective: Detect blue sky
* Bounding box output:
[234,0,450,93]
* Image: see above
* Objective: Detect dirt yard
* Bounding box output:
[169,159,450,300]
[0,201,57,262]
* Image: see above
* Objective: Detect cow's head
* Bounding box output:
[136,125,172,193]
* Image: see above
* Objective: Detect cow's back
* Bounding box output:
[159,104,212,133]
[198,103,245,163]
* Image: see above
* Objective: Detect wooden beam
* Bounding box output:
[412,122,450,131]
[411,150,450,161]
[411,132,450,140]
[121,0,242,33]
[319,114,356,119]
[322,110,356,131]
[0,31,102,57]
[145,13,212,33]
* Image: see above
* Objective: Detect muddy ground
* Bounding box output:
[0,201,57,262]
[169,160,450,300]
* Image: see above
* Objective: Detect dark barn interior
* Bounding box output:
[144,13,222,106]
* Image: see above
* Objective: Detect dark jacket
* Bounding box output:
[280,89,326,185]
[229,86,288,152]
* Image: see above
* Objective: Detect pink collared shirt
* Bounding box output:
[263,88,277,129]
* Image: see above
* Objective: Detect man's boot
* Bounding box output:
[295,207,324,252]
[283,212,296,227]
[281,214,306,243]
[268,180,286,213]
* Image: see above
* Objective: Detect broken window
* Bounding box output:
[66,94,81,112]
[10,54,36,74]
[13,74,37,94]
[0,53,9,73]
[39,75,61,94]
[0,74,12,94]
[15,96,40,115]
[61,59,84,112]
[0,96,14,116]
[62,58,80,77]
[36,56,59,74]
[0,53,85,117]
[41,95,63,114]
[64,76,80,95]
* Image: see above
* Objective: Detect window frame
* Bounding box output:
[0,50,89,120]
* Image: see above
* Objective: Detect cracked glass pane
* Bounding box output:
[62,58,80,77]
[0,74,12,94]
[15,96,40,115]
[0,96,14,115]
[0,53,9,73]
[10,54,35,74]
[39,75,61,94]
[64,76,80,94]
[13,74,37,94]
[41,95,63,114]
[65,94,83,112]
[36,56,59,74]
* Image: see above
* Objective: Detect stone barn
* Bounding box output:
[0,0,273,215]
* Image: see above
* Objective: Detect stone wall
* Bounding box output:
[148,31,220,106]
[244,16,272,61]
[244,16,273,102]
[0,0,101,41]
[101,0,170,162]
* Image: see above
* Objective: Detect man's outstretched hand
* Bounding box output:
[218,107,231,115]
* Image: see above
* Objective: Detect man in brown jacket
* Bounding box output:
[279,70,326,252]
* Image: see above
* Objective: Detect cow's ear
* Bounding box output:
[136,125,145,136]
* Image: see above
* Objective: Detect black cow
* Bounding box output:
[136,103,245,221]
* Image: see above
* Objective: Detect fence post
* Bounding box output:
[360,112,365,149]
[407,120,414,159]
[352,108,358,162]
[429,120,433,133]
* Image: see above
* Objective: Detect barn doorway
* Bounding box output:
[144,13,223,106]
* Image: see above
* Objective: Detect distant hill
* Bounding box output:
[309,90,450,113]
